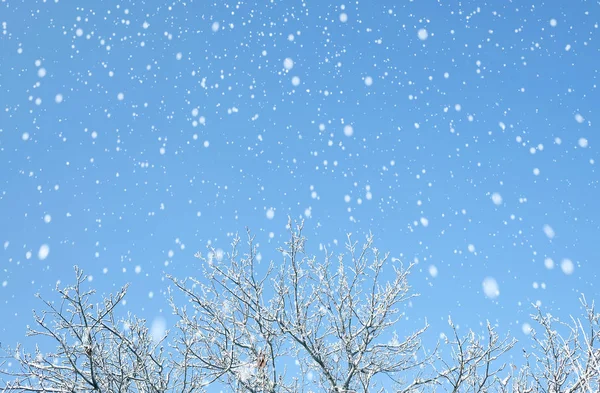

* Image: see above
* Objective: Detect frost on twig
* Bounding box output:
[0,266,170,393]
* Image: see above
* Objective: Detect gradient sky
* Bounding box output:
[1,0,598,378]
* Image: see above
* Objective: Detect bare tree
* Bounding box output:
[0,267,171,393]
[428,297,600,393]
[2,222,599,393]
[168,219,429,392]
[516,296,600,393]
[272,220,430,393]
[167,232,292,393]
[428,318,516,393]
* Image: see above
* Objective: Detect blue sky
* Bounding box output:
[1,0,598,372]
